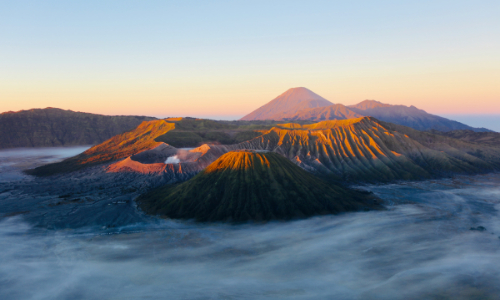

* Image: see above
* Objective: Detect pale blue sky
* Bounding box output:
[1,1,499,128]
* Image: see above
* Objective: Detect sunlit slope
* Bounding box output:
[137,151,381,222]
[26,117,270,176]
[27,116,500,181]
[234,117,500,181]
[27,120,175,176]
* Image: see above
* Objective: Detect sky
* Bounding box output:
[1,1,499,122]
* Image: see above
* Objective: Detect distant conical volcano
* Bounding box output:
[136,150,381,222]
[240,87,333,121]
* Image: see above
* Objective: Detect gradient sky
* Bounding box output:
[1,1,499,121]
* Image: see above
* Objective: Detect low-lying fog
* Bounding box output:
[0,146,90,182]
[1,148,500,299]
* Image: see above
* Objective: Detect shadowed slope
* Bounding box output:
[279,104,363,121]
[0,108,155,149]
[428,130,500,147]
[137,151,381,222]
[240,87,333,121]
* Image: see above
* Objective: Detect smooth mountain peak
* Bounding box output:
[240,87,333,121]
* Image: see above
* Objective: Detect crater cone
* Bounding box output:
[137,150,382,222]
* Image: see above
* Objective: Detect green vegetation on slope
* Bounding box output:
[153,118,281,147]
[137,151,382,222]
[0,108,155,148]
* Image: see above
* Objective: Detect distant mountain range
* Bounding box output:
[241,87,492,132]
[0,108,156,148]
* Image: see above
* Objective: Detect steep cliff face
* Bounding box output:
[136,151,382,222]
[0,108,155,148]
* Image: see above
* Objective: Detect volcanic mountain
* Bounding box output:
[240,87,333,121]
[0,108,155,148]
[136,151,382,222]
[29,117,500,183]
[279,104,363,121]
[235,117,500,181]
[240,88,490,132]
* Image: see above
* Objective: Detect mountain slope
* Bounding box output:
[240,87,333,121]
[0,108,155,148]
[234,117,500,182]
[279,104,363,121]
[348,100,490,132]
[26,119,176,176]
[428,130,500,147]
[240,88,489,132]
[28,117,500,183]
[137,151,382,222]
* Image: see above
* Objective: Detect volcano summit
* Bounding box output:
[137,150,381,222]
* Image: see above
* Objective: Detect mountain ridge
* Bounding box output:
[0,108,156,149]
[28,117,500,184]
[241,88,491,132]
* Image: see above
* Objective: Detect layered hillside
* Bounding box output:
[28,117,500,183]
[234,117,500,182]
[137,151,382,222]
[0,108,155,148]
[240,87,333,120]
